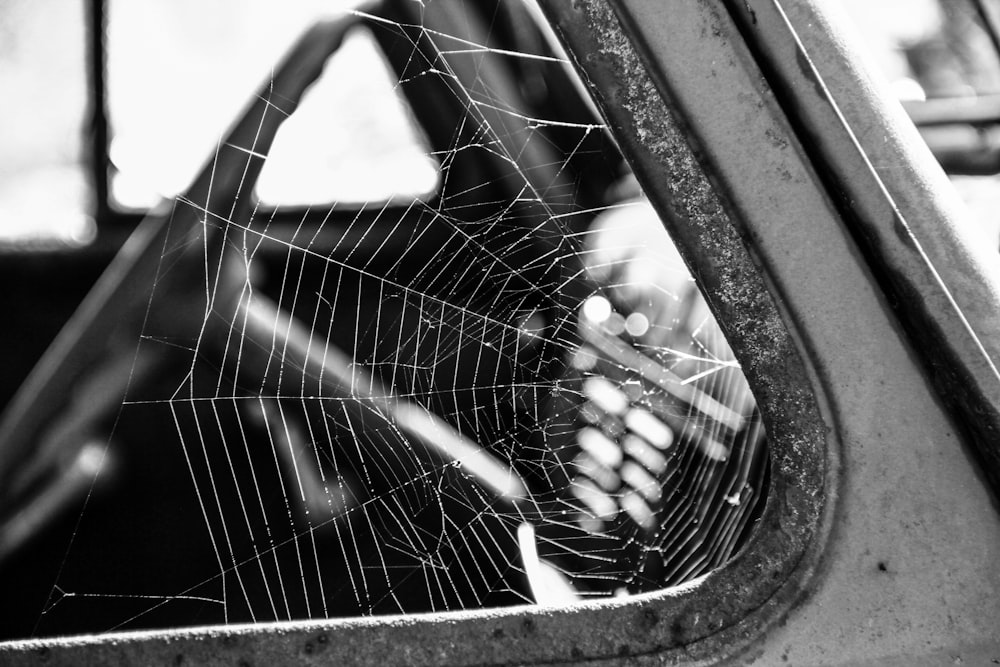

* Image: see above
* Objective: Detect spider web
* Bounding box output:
[21,0,768,636]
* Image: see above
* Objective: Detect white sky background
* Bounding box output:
[108,0,435,208]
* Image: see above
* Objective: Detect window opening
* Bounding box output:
[0,0,770,639]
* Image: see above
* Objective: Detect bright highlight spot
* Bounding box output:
[582,295,612,323]
[625,311,649,337]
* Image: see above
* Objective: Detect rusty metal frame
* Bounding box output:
[3,0,1000,664]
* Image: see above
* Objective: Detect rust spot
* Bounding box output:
[765,127,789,151]
[670,618,688,643]
[637,607,660,631]
[521,617,536,634]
